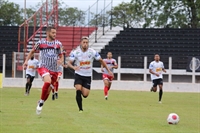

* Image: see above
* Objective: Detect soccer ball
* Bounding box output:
[167,113,179,124]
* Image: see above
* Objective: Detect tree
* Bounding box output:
[59,7,85,26]
[131,0,200,28]
[108,2,145,28]
[0,0,23,26]
[89,12,110,27]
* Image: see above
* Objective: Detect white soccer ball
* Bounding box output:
[167,113,179,124]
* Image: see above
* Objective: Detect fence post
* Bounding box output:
[117,56,121,81]
[2,54,6,87]
[12,52,16,78]
[144,56,147,82]
[192,57,196,84]
[168,57,172,83]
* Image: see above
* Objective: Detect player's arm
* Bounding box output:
[23,49,35,70]
[112,60,118,69]
[57,45,64,65]
[99,58,113,77]
[162,65,166,73]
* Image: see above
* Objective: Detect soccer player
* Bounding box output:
[149,54,166,103]
[25,55,39,96]
[67,36,113,112]
[23,26,63,115]
[101,52,118,100]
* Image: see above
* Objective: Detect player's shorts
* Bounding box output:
[26,74,35,83]
[102,73,113,82]
[37,67,58,85]
[74,73,91,90]
[58,72,62,78]
[152,78,163,87]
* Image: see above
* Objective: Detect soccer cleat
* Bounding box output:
[55,93,58,99]
[36,102,43,115]
[158,101,162,104]
[52,93,55,100]
[105,96,108,100]
[24,93,28,96]
[79,110,83,113]
[150,87,153,92]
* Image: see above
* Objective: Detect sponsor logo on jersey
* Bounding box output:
[80,61,90,66]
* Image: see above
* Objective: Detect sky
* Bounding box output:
[9,0,131,11]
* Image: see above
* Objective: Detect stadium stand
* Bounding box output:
[94,28,200,69]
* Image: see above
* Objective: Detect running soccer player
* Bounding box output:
[149,54,166,103]
[67,36,113,112]
[23,26,63,115]
[101,52,118,100]
[25,55,39,96]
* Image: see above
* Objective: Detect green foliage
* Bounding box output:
[109,2,145,28]
[0,0,23,26]
[1,88,199,133]
[131,0,200,28]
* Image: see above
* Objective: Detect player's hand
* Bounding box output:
[155,73,160,77]
[23,61,28,70]
[73,66,80,71]
[101,68,104,72]
[163,70,167,73]
[108,71,114,77]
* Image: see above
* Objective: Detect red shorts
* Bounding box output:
[37,67,58,84]
[102,73,113,82]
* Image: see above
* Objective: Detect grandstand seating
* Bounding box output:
[0,26,18,73]
[95,28,200,69]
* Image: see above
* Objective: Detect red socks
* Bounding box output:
[55,81,59,92]
[41,82,51,101]
[104,86,109,96]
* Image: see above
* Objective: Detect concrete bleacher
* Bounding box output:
[0,26,18,76]
[96,28,200,69]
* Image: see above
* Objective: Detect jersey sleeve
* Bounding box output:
[93,50,101,61]
[149,62,154,69]
[113,59,118,66]
[69,50,76,61]
[33,40,41,51]
[162,62,165,69]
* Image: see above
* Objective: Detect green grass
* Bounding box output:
[0,88,199,133]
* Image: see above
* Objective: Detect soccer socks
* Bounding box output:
[76,90,83,111]
[41,82,51,101]
[25,83,29,93]
[55,81,59,92]
[159,89,163,101]
[28,83,32,92]
[104,86,109,96]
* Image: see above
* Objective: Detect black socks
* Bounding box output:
[159,89,163,101]
[76,90,83,111]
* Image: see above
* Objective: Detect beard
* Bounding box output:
[49,35,55,41]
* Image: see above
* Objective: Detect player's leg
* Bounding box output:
[74,74,84,112]
[25,75,31,95]
[152,79,158,92]
[36,68,52,114]
[55,77,60,99]
[158,79,163,103]
[27,76,34,94]
[103,79,110,100]
[51,84,55,100]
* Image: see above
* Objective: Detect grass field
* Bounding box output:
[0,88,199,133]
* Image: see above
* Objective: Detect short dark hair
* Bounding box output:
[107,52,112,54]
[46,26,56,32]
[81,36,89,41]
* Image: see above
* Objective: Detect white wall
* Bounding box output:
[3,78,200,93]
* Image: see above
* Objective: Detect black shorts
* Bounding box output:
[152,78,163,87]
[26,74,35,83]
[74,74,91,90]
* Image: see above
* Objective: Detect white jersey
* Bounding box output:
[103,58,117,74]
[149,61,165,80]
[69,48,101,77]
[26,59,39,76]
